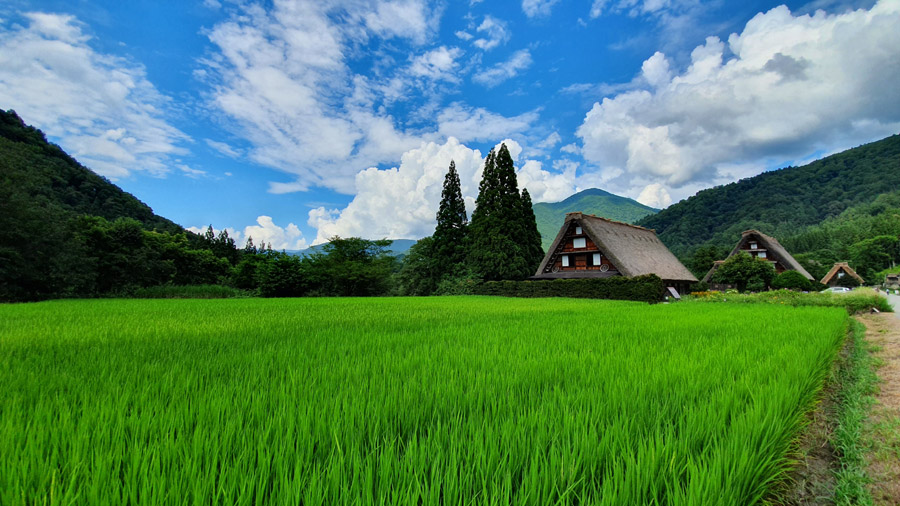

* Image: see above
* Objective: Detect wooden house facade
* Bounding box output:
[703,229,813,285]
[820,262,865,287]
[532,212,698,294]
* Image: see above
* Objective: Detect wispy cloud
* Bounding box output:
[522,0,562,18]
[0,12,188,179]
[472,15,510,50]
[473,49,533,87]
[202,1,535,195]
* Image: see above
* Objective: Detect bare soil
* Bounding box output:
[856,313,900,506]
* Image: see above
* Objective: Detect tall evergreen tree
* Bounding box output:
[519,188,544,273]
[468,144,532,280]
[433,160,469,275]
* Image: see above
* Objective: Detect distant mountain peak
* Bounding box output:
[532,188,658,251]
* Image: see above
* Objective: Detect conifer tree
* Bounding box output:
[468,144,532,280]
[433,160,469,274]
[243,236,257,255]
[204,225,215,244]
[519,188,544,273]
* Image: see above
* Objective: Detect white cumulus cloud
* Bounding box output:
[308,137,605,244]
[636,183,671,208]
[308,137,486,244]
[0,12,188,179]
[577,1,900,196]
[191,216,309,251]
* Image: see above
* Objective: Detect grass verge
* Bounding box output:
[833,320,878,505]
[688,288,892,314]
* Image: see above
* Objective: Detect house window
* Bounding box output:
[575,226,582,234]
[838,272,845,278]
[561,255,569,267]
[593,253,602,266]
[573,237,586,249]
[749,241,758,249]
[758,251,766,259]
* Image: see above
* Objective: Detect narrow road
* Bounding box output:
[885,292,900,318]
[856,291,900,504]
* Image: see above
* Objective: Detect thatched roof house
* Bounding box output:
[821,262,865,286]
[533,212,697,293]
[703,229,813,283]
[886,273,900,290]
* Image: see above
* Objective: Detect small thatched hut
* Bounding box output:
[703,229,813,285]
[820,262,865,287]
[532,212,697,294]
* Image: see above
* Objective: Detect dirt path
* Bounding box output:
[856,312,900,505]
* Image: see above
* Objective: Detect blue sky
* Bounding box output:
[1,0,898,249]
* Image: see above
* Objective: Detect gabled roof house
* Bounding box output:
[820,262,865,286]
[532,212,697,293]
[703,229,813,284]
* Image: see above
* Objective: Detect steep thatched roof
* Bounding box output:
[821,262,865,285]
[534,212,697,283]
[703,229,813,282]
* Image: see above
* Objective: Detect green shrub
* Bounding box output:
[473,275,665,303]
[132,284,246,299]
[771,270,811,291]
[834,274,861,288]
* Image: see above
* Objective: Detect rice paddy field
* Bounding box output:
[1,297,849,505]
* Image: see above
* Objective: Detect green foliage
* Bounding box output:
[256,251,309,297]
[687,244,728,279]
[689,281,709,292]
[0,109,242,301]
[849,235,898,281]
[433,272,480,295]
[132,284,246,299]
[711,252,776,292]
[433,161,469,270]
[0,298,848,504]
[532,188,657,251]
[468,144,540,281]
[834,273,862,288]
[688,288,892,313]
[0,109,182,234]
[474,274,665,303]
[519,188,545,274]
[311,237,397,296]
[638,134,900,258]
[771,270,812,291]
[397,237,439,296]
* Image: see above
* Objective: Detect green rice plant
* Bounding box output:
[0,297,848,505]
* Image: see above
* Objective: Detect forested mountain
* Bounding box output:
[0,109,231,301]
[639,134,900,259]
[533,188,658,250]
[0,109,182,233]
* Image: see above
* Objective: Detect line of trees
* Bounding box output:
[399,143,544,295]
[1,139,543,301]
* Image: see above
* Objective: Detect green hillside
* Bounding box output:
[0,109,183,234]
[532,188,658,251]
[638,134,900,259]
